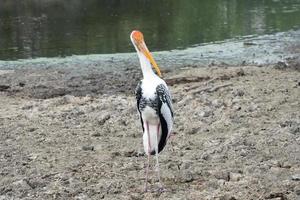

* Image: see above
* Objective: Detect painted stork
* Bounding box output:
[130,30,174,192]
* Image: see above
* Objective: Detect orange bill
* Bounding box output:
[132,31,162,77]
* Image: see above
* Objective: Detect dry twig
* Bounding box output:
[191,83,233,95]
[166,76,210,86]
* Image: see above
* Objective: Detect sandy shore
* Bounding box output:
[0,59,300,199]
[0,29,300,200]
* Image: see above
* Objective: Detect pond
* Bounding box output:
[0,0,300,60]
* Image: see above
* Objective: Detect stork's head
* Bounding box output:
[130,30,162,77]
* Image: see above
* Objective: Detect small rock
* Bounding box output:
[236,68,245,76]
[123,150,136,157]
[22,103,34,110]
[206,179,220,189]
[200,153,210,160]
[180,161,192,170]
[232,89,244,97]
[82,146,94,151]
[0,85,10,91]
[214,171,230,181]
[74,194,88,200]
[229,172,243,181]
[274,61,288,70]
[181,170,194,183]
[282,161,292,169]
[291,174,300,181]
[91,132,101,137]
[211,99,223,108]
[166,162,179,170]
[290,126,300,134]
[130,193,142,200]
[217,179,226,186]
[28,153,38,161]
[243,42,257,46]
[136,151,145,157]
[231,98,240,104]
[70,107,85,116]
[295,185,300,195]
[265,192,285,199]
[184,146,192,150]
[12,179,32,190]
[0,195,9,200]
[233,105,241,111]
[120,119,128,126]
[240,149,247,157]
[187,127,200,135]
[19,82,25,87]
[280,120,292,128]
[248,103,258,112]
[98,114,110,125]
[177,95,193,107]
[219,194,237,200]
[268,198,280,200]
[27,127,36,132]
[266,105,275,111]
[62,95,75,104]
[199,110,212,117]
[219,74,231,80]
[111,151,121,157]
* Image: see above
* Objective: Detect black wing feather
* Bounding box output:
[135,81,144,132]
[154,113,168,154]
[154,84,173,154]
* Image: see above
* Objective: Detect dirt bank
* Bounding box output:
[0,63,300,199]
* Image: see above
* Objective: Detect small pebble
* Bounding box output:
[248,103,258,112]
[28,127,36,132]
[91,132,101,137]
[98,114,110,125]
[233,105,241,111]
[82,146,94,151]
[232,89,245,97]
[237,68,245,76]
[229,172,243,181]
[214,171,230,181]
[187,127,200,135]
[291,174,300,181]
[199,110,211,117]
[181,170,194,183]
[212,99,223,108]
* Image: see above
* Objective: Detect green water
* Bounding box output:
[0,0,300,60]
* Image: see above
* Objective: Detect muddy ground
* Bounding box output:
[0,59,300,200]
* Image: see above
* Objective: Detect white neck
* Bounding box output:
[137,52,156,79]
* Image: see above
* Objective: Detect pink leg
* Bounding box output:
[144,122,151,192]
[144,153,150,192]
[156,123,160,139]
[155,123,165,191]
[147,122,151,153]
